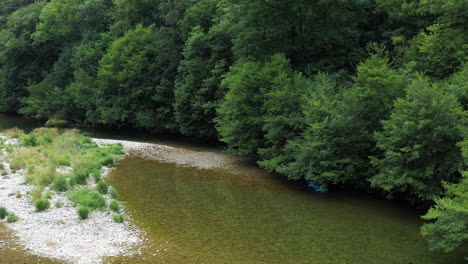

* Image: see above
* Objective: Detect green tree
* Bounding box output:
[33,0,112,46]
[0,2,50,112]
[216,54,297,156]
[97,24,179,131]
[174,25,233,139]
[276,73,341,180]
[371,78,466,201]
[229,0,370,72]
[421,139,468,256]
[281,54,410,187]
[260,73,339,174]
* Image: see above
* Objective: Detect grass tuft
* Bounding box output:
[52,176,69,192]
[7,213,19,223]
[109,200,120,212]
[96,181,109,194]
[112,214,124,223]
[109,188,119,200]
[0,207,7,219]
[77,206,90,220]
[34,199,51,212]
[68,189,106,210]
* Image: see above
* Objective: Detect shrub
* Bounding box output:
[113,214,124,223]
[22,134,38,146]
[109,188,119,200]
[72,169,88,185]
[77,206,90,220]
[96,181,109,194]
[55,201,63,208]
[0,207,7,219]
[28,166,57,187]
[34,199,51,212]
[52,176,69,192]
[7,213,18,223]
[100,156,114,167]
[68,189,106,210]
[109,200,120,212]
[90,169,102,182]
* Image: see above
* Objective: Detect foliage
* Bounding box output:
[281,54,412,187]
[217,54,301,157]
[112,214,124,223]
[21,134,38,146]
[77,206,90,220]
[0,207,7,219]
[68,189,106,210]
[52,176,69,192]
[109,188,119,200]
[174,25,233,139]
[96,181,109,194]
[3,128,123,213]
[371,78,465,201]
[34,199,51,212]
[109,200,120,213]
[97,24,180,131]
[421,140,468,255]
[6,213,18,223]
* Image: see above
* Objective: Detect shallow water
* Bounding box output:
[104,158,464,264]
[0,113,465,263]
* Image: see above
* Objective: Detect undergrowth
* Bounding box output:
[1,128,125,220]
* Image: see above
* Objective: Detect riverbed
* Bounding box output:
[0,113,465,263]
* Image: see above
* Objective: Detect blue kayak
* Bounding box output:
[306,180,329,192]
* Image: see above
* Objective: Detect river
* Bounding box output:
[0,113,465,263]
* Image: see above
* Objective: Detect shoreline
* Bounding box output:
[0,135,245,264]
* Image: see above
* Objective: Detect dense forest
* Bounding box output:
[0,0,466,256]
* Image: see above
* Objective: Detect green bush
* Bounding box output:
[0,207,7,219]
[96,181,109,194]
[109,200,120,212]
[68,189,106,210]
[77,206,90,220]
[100,156,114,167]
[72,169,88,185]
[113,214,124,223]
[90,169,102,182]
[22,134,38,146]
[55,200,63,208]
[109,188,119,200]
[7,213,19,223]
[52,176,69,192]
[34,199,51,212]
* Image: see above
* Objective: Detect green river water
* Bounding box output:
[0,113,465,263]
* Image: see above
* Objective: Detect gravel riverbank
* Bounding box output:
[0,135,142,264]
[93,138,242,169]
